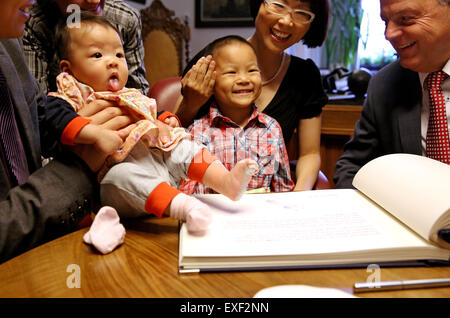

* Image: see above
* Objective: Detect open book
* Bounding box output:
[179,154,450,272]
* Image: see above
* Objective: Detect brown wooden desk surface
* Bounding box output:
[1,217,449,298]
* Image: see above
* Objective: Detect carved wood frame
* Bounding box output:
[141,0,190,75]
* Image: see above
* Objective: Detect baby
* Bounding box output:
[46,12,258,234]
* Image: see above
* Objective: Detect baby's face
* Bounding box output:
[66,23,128,91]
[213,43,261,111]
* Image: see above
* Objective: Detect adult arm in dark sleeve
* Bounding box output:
[0,151,98,263]
[38,95,84,157]
[0,38,99,263]
[333,61,422,189]
[333,106,380,188]
[333,87,381,189]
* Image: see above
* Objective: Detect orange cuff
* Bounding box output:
[61,116,92,146]
[187,148,218,182]
[145,182,181,218]
[158,111,182,127]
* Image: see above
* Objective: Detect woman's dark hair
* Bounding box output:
[249,0,330,48]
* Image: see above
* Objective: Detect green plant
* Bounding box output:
[325,0,363,69]
[359,52,397,70]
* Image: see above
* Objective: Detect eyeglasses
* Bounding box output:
[263,0,315,24]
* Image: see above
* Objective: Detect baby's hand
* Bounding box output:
[164,116,180,128]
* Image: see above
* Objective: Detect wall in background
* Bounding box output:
[125,0,322,70]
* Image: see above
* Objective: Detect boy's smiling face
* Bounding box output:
[213,42,262,116]
[61,23,128,92]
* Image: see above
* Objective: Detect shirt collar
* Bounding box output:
[208,101,270,128]
[419,59,450,89]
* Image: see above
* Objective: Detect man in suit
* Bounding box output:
[0,0,143,262]
[334,0,450,188]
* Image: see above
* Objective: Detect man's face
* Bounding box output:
[380,0,450,73]
[55,0,105,16]
[0,0,35,38]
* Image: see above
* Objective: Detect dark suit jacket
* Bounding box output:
[334,60,423,189]
[0,39,98,263]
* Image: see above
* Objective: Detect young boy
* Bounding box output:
[46,13,259,234]
[179,36,294,194]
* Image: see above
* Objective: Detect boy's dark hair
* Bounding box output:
[209,35,257,57]
[248,0,330,48]
[183,35,255,78]
[55,11,121,61]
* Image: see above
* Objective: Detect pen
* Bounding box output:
[353,278,450,293]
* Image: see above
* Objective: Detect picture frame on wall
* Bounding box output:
[195,0,253,28]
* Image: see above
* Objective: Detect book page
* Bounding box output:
[352,154,450,244]
[181,190,433,259]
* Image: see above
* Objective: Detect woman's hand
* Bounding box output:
[182,55,216,106]
[72,99,177,171]
[78,99,131,128]
[176,55,216,127]
[70,123,136,173]
[294,116,322,191]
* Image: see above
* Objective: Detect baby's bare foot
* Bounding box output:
[224,159,259,201]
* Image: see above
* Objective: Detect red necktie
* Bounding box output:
[0,67,29,185]
[426,71,450,164]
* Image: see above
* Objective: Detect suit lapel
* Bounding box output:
[397,71,422,155]
[0,41,41,169]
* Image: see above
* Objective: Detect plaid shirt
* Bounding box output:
[179,103,294,194]
[23,0,149,95]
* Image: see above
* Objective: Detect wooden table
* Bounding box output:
[1,217,449,298]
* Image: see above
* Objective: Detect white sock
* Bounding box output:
[170,193,212,234]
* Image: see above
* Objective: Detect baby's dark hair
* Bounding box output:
[210,35,257,58]
[55,11,121,61]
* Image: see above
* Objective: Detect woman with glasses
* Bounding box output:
[176,0,330,191]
